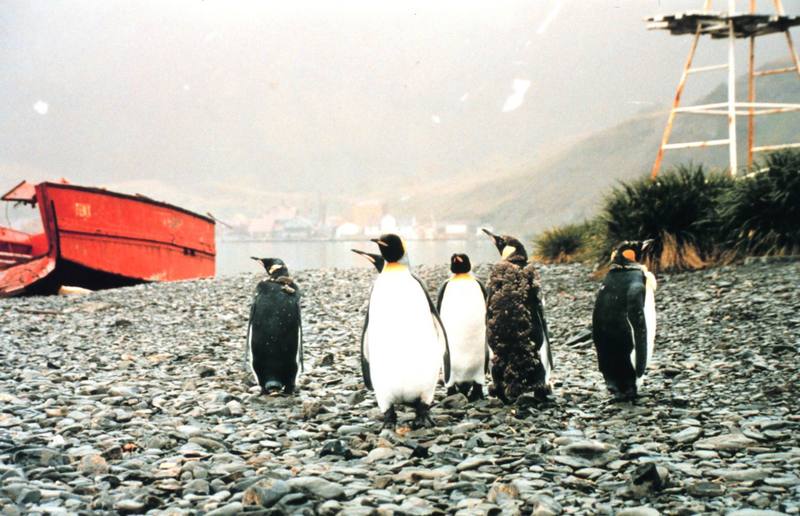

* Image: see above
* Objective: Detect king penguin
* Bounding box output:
[482,229,554,402]
[437,253,489,401]
[351,248,385,273]
[246,257,303,394]
[360,234,450,429]
[592,240,656,400]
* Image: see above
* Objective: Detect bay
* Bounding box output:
[216,239,498,276]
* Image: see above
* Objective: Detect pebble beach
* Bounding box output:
[1,261,799,515]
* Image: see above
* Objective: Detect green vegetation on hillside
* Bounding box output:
[534,150,800,272]
[533,221,598,264]
[718,151,800,257]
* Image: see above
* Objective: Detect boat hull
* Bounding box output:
[0,182,215,296]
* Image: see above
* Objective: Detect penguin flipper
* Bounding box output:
[245,301,256,373]
[297,305,304,374]
[537,308,554,371]
[436,280,448,313]
[412,274,451,383]
[474,276,490,374]
[360,311,373,390]
[477,278,488,301]
[627,280,649,378]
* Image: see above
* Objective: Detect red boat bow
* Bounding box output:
[0,181,215,296]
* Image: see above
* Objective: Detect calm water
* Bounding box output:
[216,239,498,276]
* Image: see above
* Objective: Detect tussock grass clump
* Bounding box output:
[598,164,733,272]
[719,150,800,257]
[534,221,599,264]
[529,150,800,271]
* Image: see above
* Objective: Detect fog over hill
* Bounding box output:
[1,0,798,228]
[411,68,800,236]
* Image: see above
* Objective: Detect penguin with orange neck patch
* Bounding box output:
[482,229,553,403]
[592,240,656,400]
[437,253,489,401]
[360,234,450,429]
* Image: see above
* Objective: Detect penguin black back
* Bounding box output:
[247,257,303,394]
[592,240,655,400]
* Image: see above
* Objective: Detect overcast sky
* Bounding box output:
[1,0,798,204]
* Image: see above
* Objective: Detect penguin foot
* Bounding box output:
[490,385,511,405]
[411,402,435,429]
[467,382,484,401]
[534,384,552,401]
[609,392,637,404]
[262,380,284,395]
[411,414,435,429]
[381,407,397,430]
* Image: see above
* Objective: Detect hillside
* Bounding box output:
[406,65,800,236]
[12,1,798,225]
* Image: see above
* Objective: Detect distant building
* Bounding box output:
[335,222,361,239]
[380,214,397,234]
[351,200,384,228]
[275,216,314,240]
[444,224,468,237]
[364,225,381,238]
[248,206,298,238]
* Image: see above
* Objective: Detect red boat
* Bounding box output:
[0,180,215,297]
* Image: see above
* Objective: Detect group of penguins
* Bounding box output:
[246,229,658,430]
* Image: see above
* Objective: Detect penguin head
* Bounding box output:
[351,248,385,272]
[482,228,528,262]
[251,257,289,277]
[610,240,654,265]
[371,233,406,263]
[450,253,472,274]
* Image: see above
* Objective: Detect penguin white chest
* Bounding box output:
[440,279,486,385]
[632,273,657,387]
[367,271,442,410]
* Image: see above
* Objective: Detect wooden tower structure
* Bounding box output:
[648,0,800,178]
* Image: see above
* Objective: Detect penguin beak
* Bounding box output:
[483,229,505,254]
[454,256,463,263]
[351,248,376,264]
[250,256,261,261]
[370,238,388,248]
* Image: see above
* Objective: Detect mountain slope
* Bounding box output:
[416,65,800,236]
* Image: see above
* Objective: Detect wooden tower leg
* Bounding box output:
[727,5,739,177]
[748,0,757,167]
[651,30,702,180]
[774,0,800,78]
[650,0,713,179]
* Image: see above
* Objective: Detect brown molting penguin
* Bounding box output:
[482,229,553,403]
